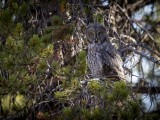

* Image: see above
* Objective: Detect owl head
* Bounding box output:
[86,23,108,44]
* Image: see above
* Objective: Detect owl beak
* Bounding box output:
[95,34,98,43]
[95,38,98,43]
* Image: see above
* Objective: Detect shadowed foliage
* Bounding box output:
[0,0,160,119]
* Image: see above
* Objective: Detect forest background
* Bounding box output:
[0,0,160,119]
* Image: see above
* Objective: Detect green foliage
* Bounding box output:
[54,78,144,120]
[54,78,80,102]
[19,2,28,17]
[143,113,160,120]
[0,8,56,117]
[51,60,61,70]
[62,66,71,76]
[112,81,129,101]
[13,23,24,37]
[0,9,12,24]
[55,89,71,100]
[74,50,87,76]
[91,108,107,120]
[71,78,79,88]
[1,94,26,114]
[11,3,19,11]
[41,33,52,43]
[51,15,63,26]
[95,13,104,23]
[37,59,47,72]
[61,107,73,120]
[62,107,108,120]
[1,1,159,119]
[41,44,54,58]
[52,24,74,40]
[28,34,41,48]
[88,80,102,92]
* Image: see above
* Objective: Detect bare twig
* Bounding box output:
[121,47,160,64]
[116,3,154,41]
[126,43,160,58]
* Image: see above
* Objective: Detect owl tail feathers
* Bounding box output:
[105,74,126,82]
[117,72,127,82]
[107,71,126,82]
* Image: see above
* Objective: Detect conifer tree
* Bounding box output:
[0,0,160,119]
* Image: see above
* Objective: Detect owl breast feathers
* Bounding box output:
[86,23,125,80]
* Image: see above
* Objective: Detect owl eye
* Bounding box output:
[98,31,103,36]
[88,32,94,36]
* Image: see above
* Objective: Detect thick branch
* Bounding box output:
[132,86,160,94]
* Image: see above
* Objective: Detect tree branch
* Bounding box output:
[132,86,160,94]
[121,47,160,65]
[126,0,156,13]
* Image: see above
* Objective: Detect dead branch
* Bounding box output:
[121,47,160,64]
[132,86,160,94]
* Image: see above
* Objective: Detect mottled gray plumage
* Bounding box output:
[86,23,125,80]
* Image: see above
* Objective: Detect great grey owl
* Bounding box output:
[86,23,125,80]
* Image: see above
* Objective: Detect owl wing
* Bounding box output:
[100,42,125,79]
